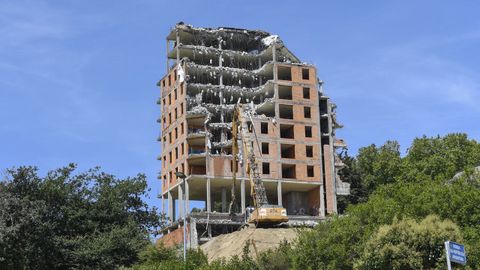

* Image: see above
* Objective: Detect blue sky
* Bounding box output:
[1,0,479,209]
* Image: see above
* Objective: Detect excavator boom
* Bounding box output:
[230,105,288,226]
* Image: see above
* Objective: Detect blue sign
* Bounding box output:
[447,241,467,265]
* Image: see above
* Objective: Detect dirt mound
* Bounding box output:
[200,227,298,262]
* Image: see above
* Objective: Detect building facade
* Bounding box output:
[157,23,349,227]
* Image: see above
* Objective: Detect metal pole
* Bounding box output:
[183,178,187,263]
[445,241,452,270]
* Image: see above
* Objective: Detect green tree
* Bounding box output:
[337,151,366,213]
[338,141,402,212]
[257,241,293,270]
[354,215,462,270]
[137,243,177,266]
[286,134,480,269]
[0,164,163,270]
[402,133,480,182]
[357,140,402,193]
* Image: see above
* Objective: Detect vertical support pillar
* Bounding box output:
[219,42,223,86]
[172,199,176,221]
[327,102,338,214]
[175,29,180,63]
[258,58,263,86]
[323,144,336,214]
[277,181,283,206]
[272,46,277,65]
[206,178,211,212]
[168,191,173,222]
[185,180,190,215]
[241,179,246,213]
[161,194,165,216]
[221,187,227,212]
[178,185,184,219]
[331,147,338,214]
[319,184,326,218]
[219,41,225,140]
[166,40,170,72]
[272,46,282,171]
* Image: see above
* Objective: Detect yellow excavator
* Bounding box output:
[229,104,288,227]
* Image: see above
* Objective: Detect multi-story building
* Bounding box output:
[157,23,349,246]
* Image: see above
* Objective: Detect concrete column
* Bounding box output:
[172,199,176,221]
[331,145,338,214]
[166,40,169,72]
[323,144,335,214]
[178,185,184,219]
[272,46,281,170]
[219,42,223,85]
[319,184,326,218]
[327,102,338,214]
[189,219,198,248]
[221,187,227,212]
[175,30,180,63]
[219,42,225,128]
[272,46,277,64]
[258,58,263,86]
[277,181,283,206]
[241,179,246,213]
[161,194,165,216]
[206,178,211,212]
[168,191,173,222]
[186,180,190,214]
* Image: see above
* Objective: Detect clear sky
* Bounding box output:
[1,0,479,209]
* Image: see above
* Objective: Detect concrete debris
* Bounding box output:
[188,105,210,116]
[177,65,185,82]
[261,35,280,46]
[212,140,232,148]
[208,122,232,129]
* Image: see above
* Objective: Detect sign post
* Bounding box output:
[445,241,467,269]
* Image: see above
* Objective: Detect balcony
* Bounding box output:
[187,127,205,135]
[187,147,206,166]
[187,128,206,146]
[188,147,206,155]
[186,106,209,126]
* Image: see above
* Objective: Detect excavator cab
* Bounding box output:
[248,205,288,227]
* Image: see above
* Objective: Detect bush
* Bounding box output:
[354,215,462,270]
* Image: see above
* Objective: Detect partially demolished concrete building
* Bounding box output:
[157,23,350,246]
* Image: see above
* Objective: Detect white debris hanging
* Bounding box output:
[177,65,185,82]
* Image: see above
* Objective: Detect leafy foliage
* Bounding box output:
[402,133,480,182]
[337,151,366,212]
[131,133,480,270]
[2,133,479,269]
[356,140,402,191]
[0,164,163,270]
[338,141,402,212]
[289,133,480,269]
[354,215,462,270]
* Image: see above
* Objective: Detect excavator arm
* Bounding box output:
[229,105,288,226]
